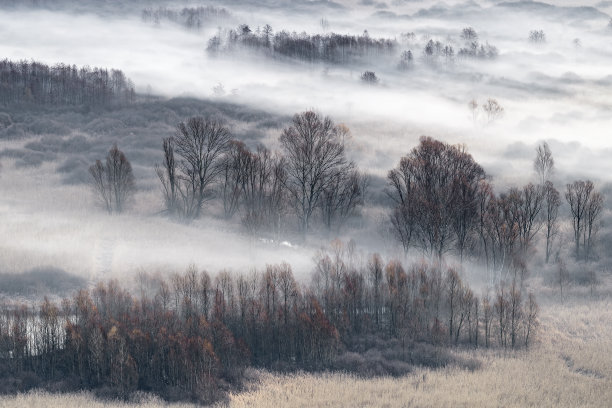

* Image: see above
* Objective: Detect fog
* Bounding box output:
[1,0,612,292]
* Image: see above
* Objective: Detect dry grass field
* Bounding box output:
[220,299,612,408]
[1,290,610,408]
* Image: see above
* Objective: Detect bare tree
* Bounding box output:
[585,191,603,261]
[387,137,486,259]
[280,111,351,235]
[566,180,590,259]
[534,142,554,185]
[508,280,522,348]
[163,117,230,221]
[446,268,462,344]
[543,181,560,263]
[468,98,479,123]
[515,183,544,257]
[221,140,250,219]
[556,259,569,303]
[523,292,538,348]
[368,253,384,330]
[320,169,367,231]
[156,137,177,215]
[482,292,493,347]
[89,144,135,214]
[565,180,602,261]
[494,282,509,348]
[482,98,504,123]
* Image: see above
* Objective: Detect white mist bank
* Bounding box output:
[0,160,316,283]
[1,0,612,283]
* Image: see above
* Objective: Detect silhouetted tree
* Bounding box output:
[566,180,603,261]
[387,137,486,259]
[482,98,504,123]
[280,111,352,235]
[168,117,231,221]
[534,142,554,185]
[320,169,367,231]
[89,144,135,214]
[543,181,560,263]
[156,137,178,216]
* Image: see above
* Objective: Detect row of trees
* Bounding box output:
[141,6,231,30]
[206,24,500,70]
[386,138,604,279]
[0,246,538,401]
[0,59,135,107]
[89,115,604,270]
[208,24,397,64]
[397,27,498,71]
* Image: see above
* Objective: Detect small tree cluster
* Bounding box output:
[468,98,504,124]
[397,50,414,71]
[387,138,569,284]
[457,41,498,60]
[157,112,366,235]
[565,180,604,262]
[156,117,231,221]
[529,30,546,43]
[422,39,456,65]
[360,70,379,84]
[387,137,487,260]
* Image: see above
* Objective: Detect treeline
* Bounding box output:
[0,59,135,107]
[0,246,538,402]
[208,24,397,64]
[141,6,231,30]
[205,25,499,77]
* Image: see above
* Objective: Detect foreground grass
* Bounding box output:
[1,299,610,408]
[222,299,612,408]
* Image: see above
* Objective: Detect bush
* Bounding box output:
[361,71,379,84]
